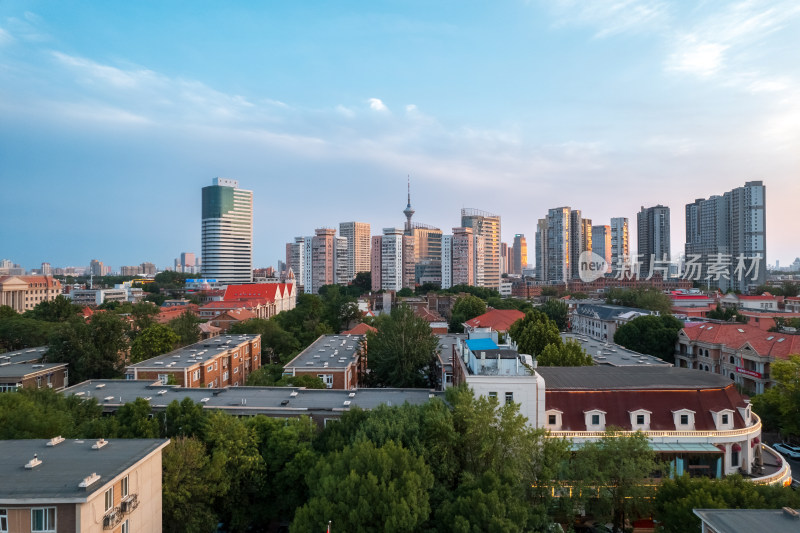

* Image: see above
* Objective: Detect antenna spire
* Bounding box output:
[403,175,415,233]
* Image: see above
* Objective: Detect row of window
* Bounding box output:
[487,391,514,404]
[0,508,63,533]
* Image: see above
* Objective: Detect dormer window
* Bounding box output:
[584,410,606,431]
[629,410,652,431]
[546,410,563,430]
[672,409,696,430]
[722,414,728,424]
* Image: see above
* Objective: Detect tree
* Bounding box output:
[450,294,487,332]
[164,397,208,439]
[23,295,80,322]
[539,299,569,331]
[351,271,372,294]
[366,304,439,388]
[614,314,683,362]
[751,354,800,437]
[0,387,105,439]
[47,313,129,383]
[130,323,179,363]
[707,304,747,322]
[541,286,559,297]
[605,287,673,315]
[291,440,434,533]
[571,430,662,533]
[111,398,161,438]
[273,293,334,348]
[0,316,54,352]
[162,437,225,533]
[653,475,800,533]
[167,310,202,346]
[508,310,562,357]
[229,318,301,364]
[130,301,160,333]
[537,338,593,366]
[0,305,17,319]
[397,287,414,297]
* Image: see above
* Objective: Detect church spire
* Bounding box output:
[403,176,415,233]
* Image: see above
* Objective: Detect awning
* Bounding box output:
[732,443,742,452]
[649,443,724,453]
[751,437,760,447]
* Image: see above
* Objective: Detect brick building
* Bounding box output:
[282,334,366,389]
[0,362,69,392]
[125,334,261,387]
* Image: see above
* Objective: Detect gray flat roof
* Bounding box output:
[0,346,48,364]
[0,439,169,502]
[0,362,66,379]
[562,333,671,367]
[284,334,363,371]
[693,508,800,533]
[127,334,260,370]
[64,380,441,415]
[536,366,734,390]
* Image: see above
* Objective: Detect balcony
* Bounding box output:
[747,444,793,487]
[548,413,762,440]
[121,493,139,514]
[103,508,122,530]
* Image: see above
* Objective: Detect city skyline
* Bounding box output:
[2,2,799,269]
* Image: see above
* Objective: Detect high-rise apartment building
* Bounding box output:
[685,181,766,291]
[339,221,371,281]
[371,228,415,292]
[610,217,630,274]
[285,237,306,293]
[637,205,671,275]
[592,225,612,273]
[201,177,253,284]
[310,228,336,294]
[535,219,548,281]
[513,234,527,275]
[461,209,501,289]
[441,227,475,289]
[334,236,349,286]
[539,207,570,283]
[409,223,442,285]
[89,259,104,277]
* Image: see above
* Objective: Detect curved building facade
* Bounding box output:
[201,177,253,284]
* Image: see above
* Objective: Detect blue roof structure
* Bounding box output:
[465,338,499,351]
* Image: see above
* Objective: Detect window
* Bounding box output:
[207,365,213,372]
[158,374,168,385]
[731,450,739,467]
[121,519,129,533]
[0,509,7,533]
[31,508,56,532]
[105,487,114,513]
[636,414,645,425]
[121,475,129,498]
[488,391,497,399]
[721,414,729,425]
[548,414,557,425]
[234,367,239,374]
[591,414,600,425]
[223,371,229,381]
[317,374,334,388]
[680,414,689,425]
[505,392,514,404]
[193,370,200,381]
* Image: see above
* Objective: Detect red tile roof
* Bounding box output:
[343,323,377,335]
[155,305,199,324]
[464,309,525,332]
[681,322,800,361]
[546,386,747,431]
[223,283,293,303]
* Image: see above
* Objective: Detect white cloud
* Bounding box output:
[0,27,13,45]
[335,104,355,117]
[368,97,388,112]
[666,36,728,77]
[547,0,669,38]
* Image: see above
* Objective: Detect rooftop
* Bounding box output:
[562,333,671,367]
[693,508,800,533]
[574,303,653,321]
[284,334,364,371]
[0,438,169,502]
[126,334,260,370]
[465,338,499,351]
[63,380,441,415]
[0,362,67,378]
[464,309,525,332]
[537,365,733,390]
[0,346,48,365]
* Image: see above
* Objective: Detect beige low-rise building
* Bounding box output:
[0,438,169,532]
[0,276,62,313]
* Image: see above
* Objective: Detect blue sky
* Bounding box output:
[1,1,799,271]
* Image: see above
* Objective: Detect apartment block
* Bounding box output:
[125,334,261,387]
[461,209,501,289]
[339,222,371,281]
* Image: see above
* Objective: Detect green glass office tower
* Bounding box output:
[201,177,253,284]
